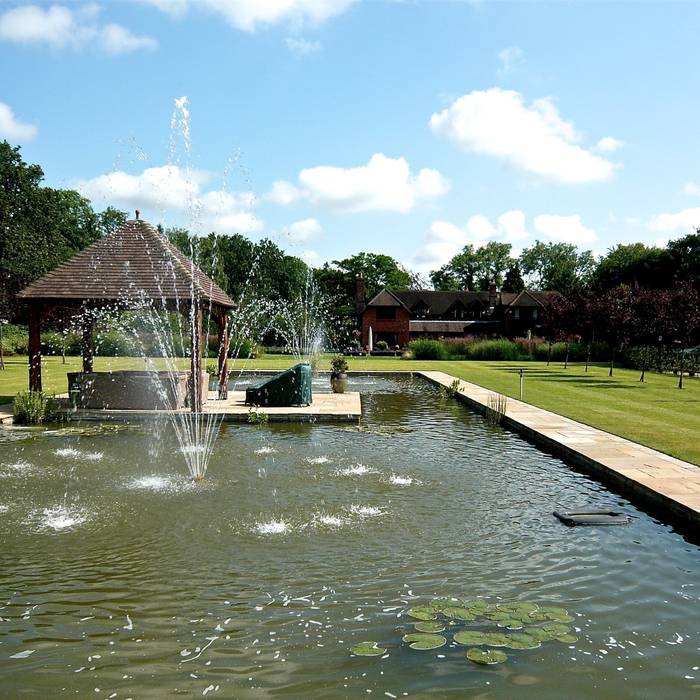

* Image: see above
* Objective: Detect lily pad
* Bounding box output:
[407,606,436,621]
[497,619,524,630]
[414,621,445,633]
[402,633,447,650]
[541,623,571,637]
[544,611,574,623]
[466,648,508,665]
[453,630,489,646]
[506,633,542,650]
[525,627,553,642]
[527,611,550,622]
[462,598,488,610]
[481,633,510,647]
[553,633,578,644]
[351,641,386,656]
[442,606,475,621]
[484,609,512,621]
[427,598,453,612]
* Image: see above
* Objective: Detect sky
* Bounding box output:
[2,0,700,277]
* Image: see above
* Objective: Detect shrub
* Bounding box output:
[374,340,389,351]
[229,337,260,360]
[41,330,81,356]
[442,339,473,359]
[1,323,29,355]
[13,391,64,424]
[330,354,348,374]
[408,339,447,360]
[467,339,521,361]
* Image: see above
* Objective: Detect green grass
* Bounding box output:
[1,354,698,465]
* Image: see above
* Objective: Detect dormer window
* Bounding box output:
[413,302,429,319]
[376,307,397,320]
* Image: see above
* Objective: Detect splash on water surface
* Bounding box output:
[307,456,330,465]
[37,505,87,531]
[54,448,103,461]
[339,464,376,476]
[255,519,289,535]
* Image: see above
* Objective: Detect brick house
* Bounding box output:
[357,281,555,347]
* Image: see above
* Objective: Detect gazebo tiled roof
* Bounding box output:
[18,218,235,309]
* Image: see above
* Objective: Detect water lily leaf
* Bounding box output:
[506,633,542,650]
[544,611,574,623]
[525,627,553,642]
[407,606,436,621]
[482,633,510,647]
[402,633,446,650]
[553,633,578,644]
[541,623,571,637]
[428,598,453,612]
[414,621,445,633]
[466,648,507,665]
[484,610,511,621]
[351,641,386,656]
[497,619,524,630]
[442,606,475,621]
[453,630,489,646]
[461,599,488,610]
[527,611,550,622]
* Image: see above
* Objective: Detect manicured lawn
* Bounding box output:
[1,353,699,465]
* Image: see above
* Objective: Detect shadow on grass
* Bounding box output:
[0,395,13,406]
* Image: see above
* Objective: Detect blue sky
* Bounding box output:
[2,0,700,277]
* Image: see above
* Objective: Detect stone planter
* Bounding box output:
[330,372,348,394]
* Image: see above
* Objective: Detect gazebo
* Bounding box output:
[17,213,235,412]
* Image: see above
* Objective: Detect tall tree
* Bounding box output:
[667,230,700,288]
[519,240,595,294]
[332,252,412,301]
[593,242,674,290]
[502,262,525,293]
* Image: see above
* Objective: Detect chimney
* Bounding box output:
[355,272,366,314]
[488,279,497,309]
[135,209,141,220]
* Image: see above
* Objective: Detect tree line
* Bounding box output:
[2,141,700,355]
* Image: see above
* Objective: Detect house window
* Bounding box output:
[532,308,538,320]
[376,307,397,320]
[413,303,429,319]
[514,308,520,320]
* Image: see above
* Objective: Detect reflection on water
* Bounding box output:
[0,376,699,699]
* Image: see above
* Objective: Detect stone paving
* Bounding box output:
[61,390,362,424]
[419,370,700,527]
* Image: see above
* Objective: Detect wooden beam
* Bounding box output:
[189,301,204,413]
[28,303,42,392]
[217,308,229,399]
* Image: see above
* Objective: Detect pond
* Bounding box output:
[1,376,698,698]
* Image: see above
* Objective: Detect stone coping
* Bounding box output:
[418,370,700,529]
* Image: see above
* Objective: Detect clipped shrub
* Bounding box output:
[409,339,447,360]
[13,391,64,424]
[374,340,389,351]
[467,339,521,361]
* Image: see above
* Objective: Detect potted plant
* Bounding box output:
[330,354,349,393]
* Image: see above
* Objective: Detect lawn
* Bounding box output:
[1,353,699,466]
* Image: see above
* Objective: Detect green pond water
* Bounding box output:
[0,375,699,699]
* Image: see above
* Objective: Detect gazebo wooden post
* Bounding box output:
[81,313,94,374]
[217,308,229,400]
[189,299,204,413]
[28,302,43,392]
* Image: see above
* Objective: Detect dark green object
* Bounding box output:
[245,363,312,407]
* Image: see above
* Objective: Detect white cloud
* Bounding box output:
[285,36,320,56]
[300,249,322,265]
[266,180,301,206]
[430,88,618,184]
[0,102,37,142]
[283,153,449,213]
[0,4,156,54]
[648,208,700,234]
[144,0,356,31]
[75,165,263,234]
[283,217,322,242]
[593,136,624,153]
[684,181,700,197]
[533,214,596,243]
[412,210,596,271]
[497,46,525,77]
[412,209,531,272]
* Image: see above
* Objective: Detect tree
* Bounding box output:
[519,241,595,294]
[474,242,513,289]
[502,262,525,293]
[667,230,700,288]
[0,141,110,319]
[332,253,412,301]
[593,243,674,290]
[430,242,514,291]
